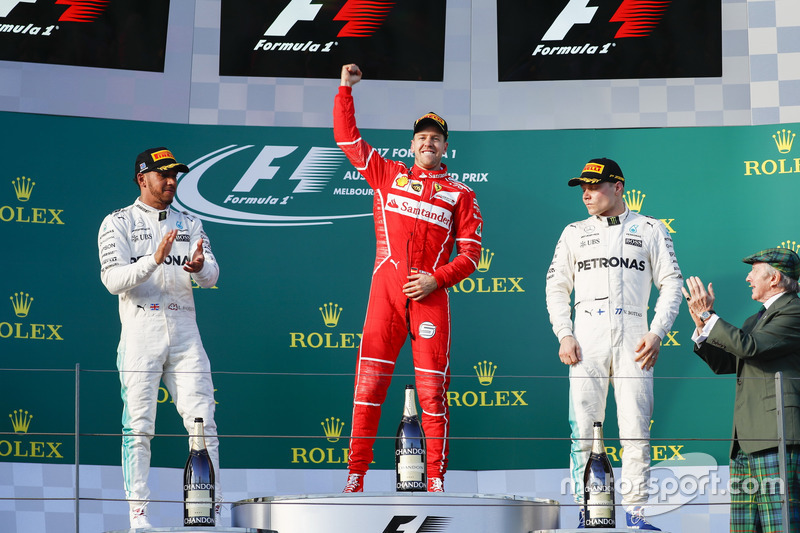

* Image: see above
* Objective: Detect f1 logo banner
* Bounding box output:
[0,0,170,71]
[219,0,446,81]
[497,0,721,81]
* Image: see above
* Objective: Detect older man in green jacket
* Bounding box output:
[684,248,800,533]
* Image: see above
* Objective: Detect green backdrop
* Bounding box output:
[1,110,796,473]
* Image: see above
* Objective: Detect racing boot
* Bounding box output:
[343,472,364,493]
[427,477,444,492]
[625,506,661,530]
[129,505,152,529]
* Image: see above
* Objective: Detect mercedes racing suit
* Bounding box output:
[98,198,220,510]
[545,207,682,506]
[334,86,483,478]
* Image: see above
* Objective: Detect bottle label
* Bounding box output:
[398,455,425,481]
[185,490,213,518]
[396,448,425,456]
[183,516,217,526]
[586,490,614,522]
[396,480,426,490]
[184,483,214,491]
[185,516,216,525]
[586,516,615,527]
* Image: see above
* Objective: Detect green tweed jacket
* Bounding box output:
[695,292,800,458]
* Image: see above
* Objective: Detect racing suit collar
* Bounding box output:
[134,198,171,222]
[594,205,630,226]
[411,162,449,179]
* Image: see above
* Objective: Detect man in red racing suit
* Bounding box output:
[334,64,483,493]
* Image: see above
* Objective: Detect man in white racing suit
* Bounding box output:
[98,147,220,529]
[545,158,682,530]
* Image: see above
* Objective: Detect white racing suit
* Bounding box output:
[545,207,682,506]
[98,199,220,511]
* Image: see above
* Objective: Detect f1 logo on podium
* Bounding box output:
[383,515,451,533]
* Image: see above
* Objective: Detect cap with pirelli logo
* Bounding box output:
[134,147,189,182]
[568,158,625,187]
[413,112,448,140]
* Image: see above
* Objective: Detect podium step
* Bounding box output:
[233,492,560,532]
[106,526,260,533]
[537,530,672,533]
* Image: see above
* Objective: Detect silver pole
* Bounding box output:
[774,371,789,533]
[75,363,80,533]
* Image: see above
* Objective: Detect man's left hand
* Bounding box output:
[403,273,438,301]
[634,332,661,370]
[183,239,205,273]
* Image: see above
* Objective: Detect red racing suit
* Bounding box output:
[334,86,483,478]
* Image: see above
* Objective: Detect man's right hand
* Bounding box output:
[154,229,177,265]
[559,335,582,365]
[341,64,362,87]
[683,276,716,329]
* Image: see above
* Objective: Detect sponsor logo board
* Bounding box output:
[497,0,721,81]
[220,0,445,81]
[172,144,372,227]
[0,0,169,71]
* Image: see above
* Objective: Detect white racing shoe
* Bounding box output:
[129,506,152,529]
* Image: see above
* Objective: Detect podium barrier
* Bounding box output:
[232,492,560,532]
[3,366,795,532]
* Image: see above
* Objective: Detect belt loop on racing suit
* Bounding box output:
[406,254,419,341]
[405,299,416,341]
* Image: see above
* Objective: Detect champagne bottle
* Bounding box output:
[583,421,615,528]
[184,417,215,527]
[395,385,426,491]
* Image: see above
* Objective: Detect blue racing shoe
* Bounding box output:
[625,506,661,530]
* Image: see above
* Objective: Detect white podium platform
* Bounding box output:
[232,492,560,532]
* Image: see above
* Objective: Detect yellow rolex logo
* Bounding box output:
[451,246,525,294]
[474,360,497,386]
[779,240,800,254]
[477,248,494,273]
[773,129,795,154]
[290,303,360,349]
[2,177,65,225]
[744,130,800,176]
[321,417,345,443]
[624,189,646,213]
[4,408,65,459]
[9,409,33,433]
[10,292,33,318]
[449,360,527,407]
[12,177,35,202]
[2,291,63,341]
[291,418,353,464]
[319,302,342,328]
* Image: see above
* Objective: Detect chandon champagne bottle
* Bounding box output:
[395,385,426,491]
[184,417,215,527]
[583,421,615,528]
